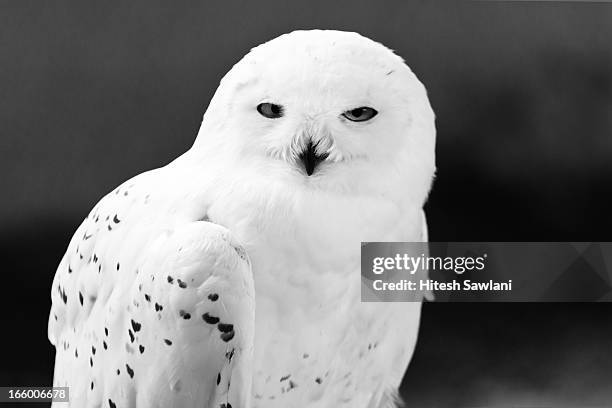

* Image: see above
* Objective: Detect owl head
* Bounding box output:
[194,30,436,207]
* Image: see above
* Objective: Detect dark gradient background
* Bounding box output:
[1,1,611,407]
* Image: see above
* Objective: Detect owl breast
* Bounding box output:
[228,191,423,408]
[248,255,422,408]
[202,173,424,407]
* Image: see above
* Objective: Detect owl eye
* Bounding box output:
[342,107,378,122]
[257,103,284,118]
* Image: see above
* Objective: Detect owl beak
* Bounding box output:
[298,140,329,176]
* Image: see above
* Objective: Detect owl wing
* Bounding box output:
[48,170,255,408]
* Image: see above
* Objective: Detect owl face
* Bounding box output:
[198,30,436,200]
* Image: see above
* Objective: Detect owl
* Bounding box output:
[48,29,436,408]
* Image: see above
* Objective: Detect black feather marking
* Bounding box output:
[139,345,145,354]
[217,372,221,385]
[126,363,134,378]
[131,319,142,332]
[108,399,116,408]
[164,339,172,345]
[177,279,187,288]
[128,329,135,343]
[217,323,233,333]
[179,310,191,320]
[208,293,219,301]
[221,331,235,342]
[202,313,219,324]
[167,275,174,284]
[155,302,163,312]
[79,292,84,306]
[113,214,120,223]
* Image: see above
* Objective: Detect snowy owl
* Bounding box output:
[48,30,436,408]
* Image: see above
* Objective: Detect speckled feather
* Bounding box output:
[49,30,435,408]
[49,174,254,408]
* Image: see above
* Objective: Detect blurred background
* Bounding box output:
[1,1,611,406]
